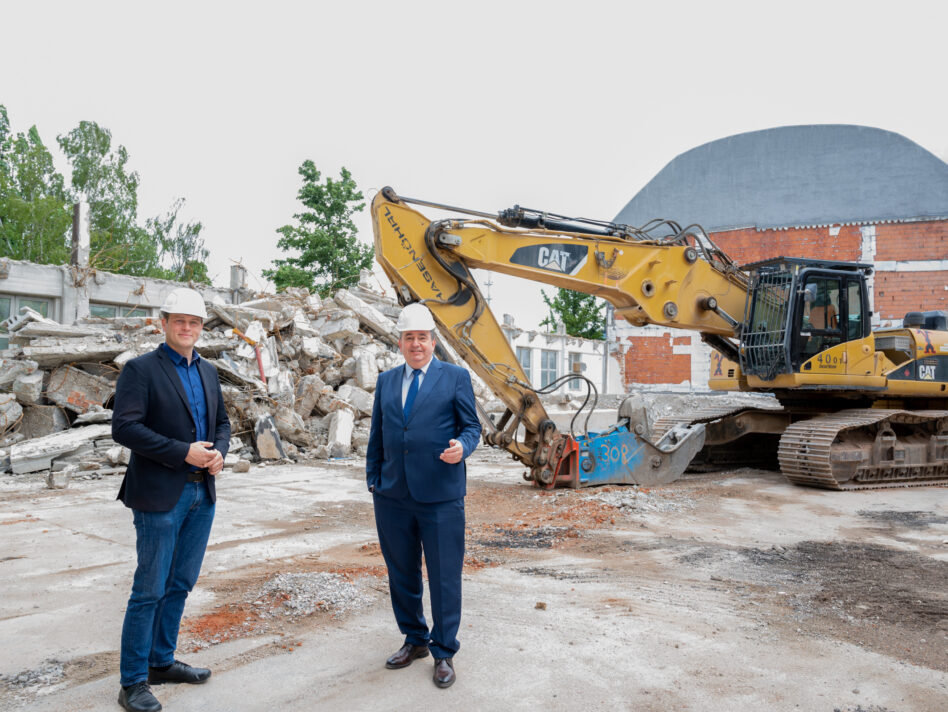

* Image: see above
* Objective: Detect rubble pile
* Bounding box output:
[0,270,487,484]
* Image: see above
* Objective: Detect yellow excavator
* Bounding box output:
[371,187,948,491]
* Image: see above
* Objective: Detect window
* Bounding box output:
[0,296,52,350]
[0,296,10,350]
[516,346,532,384]
[18,298,50,318]
[540,349,558,388]
[89,303,149,319]
[846,280,864,340]
[568,352,583,390]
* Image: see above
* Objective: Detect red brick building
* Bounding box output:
[611,125,948,391]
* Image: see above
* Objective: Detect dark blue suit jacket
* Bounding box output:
[366,358,481,503]
[113,345,231,512]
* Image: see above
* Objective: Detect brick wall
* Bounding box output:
[709,225,862,265]
[874,270,948,320]
[875,220,948,261]
[623,333,691,384]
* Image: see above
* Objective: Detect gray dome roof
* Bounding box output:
[614,125,948,232]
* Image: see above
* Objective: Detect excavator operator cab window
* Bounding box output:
[798,276,842,359]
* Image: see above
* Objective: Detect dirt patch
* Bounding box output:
[857,510,948,529]
[683,539,948,671]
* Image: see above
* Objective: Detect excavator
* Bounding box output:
[370,187,948,491]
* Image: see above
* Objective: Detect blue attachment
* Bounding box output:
[575,425,649,487]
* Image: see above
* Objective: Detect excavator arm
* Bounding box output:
[371,187,751,488]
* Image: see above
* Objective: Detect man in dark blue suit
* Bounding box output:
[112,288,230,712]
[366,303,482,689]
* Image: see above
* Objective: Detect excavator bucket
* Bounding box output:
[565,423,706,487]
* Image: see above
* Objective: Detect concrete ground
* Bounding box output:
[1,448,946,712]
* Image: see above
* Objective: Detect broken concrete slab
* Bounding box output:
[354,352,379,391]
[336,384,374,417]
[327,409,354,458]
[21,337,127,369]
[1,393,24,434]
[74,408,112,424]
[106,445,131,465]
[333,288,400,345]
[301,336,338,360]
[272,409,312,447]
[232,458,251,473]
[319,315,360,342]
[294,374,328,417]
[12,371,44,405]
[18,405,69,440]
[0,358,38,390]
[210,358,267,393]
[45,366,114,414]
[46,465,74,489]
[254,415,286,460]
[9,423,111,474]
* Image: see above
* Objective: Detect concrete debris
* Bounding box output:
[18,405,69,440]
[255,415,287,460]
[327,409,355,458]
[46,464,75,489]
[0,358,38,390]
[1,277,490,480]
[1,393,24,434]
[12,371,44,405]
[45,365,115,414]
[9,423,112,474]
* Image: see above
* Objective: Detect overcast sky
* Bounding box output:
[2,1,946,329]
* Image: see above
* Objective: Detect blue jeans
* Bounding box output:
[120,482,215,687]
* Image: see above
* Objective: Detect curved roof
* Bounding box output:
[614,125,948,232]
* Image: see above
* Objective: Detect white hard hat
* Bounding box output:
[160,288,208,320]
[396,303,436,332]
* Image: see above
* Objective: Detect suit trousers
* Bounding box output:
[119,481,215,686]
[373,493,465,660]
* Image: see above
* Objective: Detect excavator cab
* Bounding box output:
[739,258,872,380]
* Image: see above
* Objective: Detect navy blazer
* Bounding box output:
[113,345,231,512]
[366,358,481,503]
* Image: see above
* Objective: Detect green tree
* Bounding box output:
[265,161,373,297]
[57,121,161,276]
[146,198,210,284]
[539,288,606,339]
[57,121,209,282]
[0,105,72,264]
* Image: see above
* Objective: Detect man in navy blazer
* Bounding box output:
[366,303,481,689]
[112,288,230,712]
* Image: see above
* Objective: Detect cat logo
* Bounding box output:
[919,364,936,380]
[509,244,588,276]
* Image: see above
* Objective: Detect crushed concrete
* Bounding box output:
[253,572,375,619]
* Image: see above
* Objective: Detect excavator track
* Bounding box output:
[778,409,948,490]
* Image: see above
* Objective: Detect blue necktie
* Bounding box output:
[403,368,421,419]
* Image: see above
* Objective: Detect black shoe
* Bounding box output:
[385,643,430,669]
[433,657,455,688]
[118,681,162,712]
[148,660,211,685]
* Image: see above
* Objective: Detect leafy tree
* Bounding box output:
[146,198,210,284]
[0,105,72,263]
[539,288,606,339]
[57,121,161,276]
[265,161,373,297]
[1,108,208,283]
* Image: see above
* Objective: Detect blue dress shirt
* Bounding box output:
[161,343,208,445]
